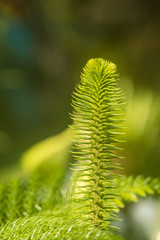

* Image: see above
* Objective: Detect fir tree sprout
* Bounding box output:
[70,58,125,228]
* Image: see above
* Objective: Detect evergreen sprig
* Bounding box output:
[0,215,124,240]
[0,174,62,225]
[70,58,125,228]
[114,176,160,209]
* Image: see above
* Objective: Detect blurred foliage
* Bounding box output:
[123,81,160,177]
[0,173,62,225]
[21,127,72,175]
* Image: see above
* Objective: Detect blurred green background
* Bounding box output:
[0,1,160,239]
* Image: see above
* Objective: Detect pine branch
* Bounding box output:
[0,215,124,240]
[70,58,125,228]
[0,174,62,225]
[114,175,160,209]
